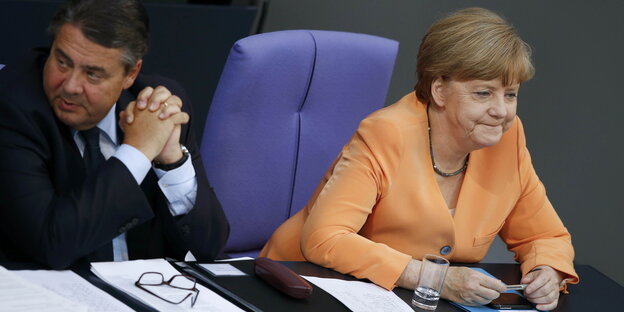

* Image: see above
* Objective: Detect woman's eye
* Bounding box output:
[474,91,490,97]
[505,92,518,99]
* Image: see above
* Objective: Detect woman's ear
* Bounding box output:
[430,76,446,108]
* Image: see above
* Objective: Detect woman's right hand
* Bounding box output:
[441,266,507,306]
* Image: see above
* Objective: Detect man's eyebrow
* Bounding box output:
[54,47,108,76]
[83,65,106,74]
[54,48,73,65]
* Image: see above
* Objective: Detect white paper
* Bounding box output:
[0,266,87,312]
[14,269,132,312]
[215,257,254,262]
[91,258,244,312]
[303,276,414,312]
[198,263,247,276]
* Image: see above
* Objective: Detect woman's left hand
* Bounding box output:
[521,265,563,311]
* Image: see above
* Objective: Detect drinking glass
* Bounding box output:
[411,254,449,311]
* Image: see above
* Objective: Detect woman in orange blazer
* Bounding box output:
[260,8,578,310]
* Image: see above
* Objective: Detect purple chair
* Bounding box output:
[201,30,398,258]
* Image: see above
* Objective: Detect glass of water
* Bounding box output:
[412,254,450,311]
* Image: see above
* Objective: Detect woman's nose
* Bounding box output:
[489,95,507,118]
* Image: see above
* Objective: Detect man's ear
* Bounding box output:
[430,76,446,108]
[122,59,142,89]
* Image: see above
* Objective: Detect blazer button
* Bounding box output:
[131,218,139,225]
[440,245,452,255]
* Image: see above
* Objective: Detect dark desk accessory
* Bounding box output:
[254,257,313,299]
[487,292,534,310]
[174,262,263,312]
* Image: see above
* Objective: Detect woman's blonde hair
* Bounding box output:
[415,7,535,104]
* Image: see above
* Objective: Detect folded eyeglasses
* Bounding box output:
[135,271,199,308]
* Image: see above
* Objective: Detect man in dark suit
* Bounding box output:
[0,0,229,268]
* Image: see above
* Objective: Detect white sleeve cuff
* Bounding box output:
[153,155,198,216]
[113,144,151,184]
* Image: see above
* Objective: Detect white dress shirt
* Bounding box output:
[72,104,198,261]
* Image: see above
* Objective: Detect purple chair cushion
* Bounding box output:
[201,30,398,257]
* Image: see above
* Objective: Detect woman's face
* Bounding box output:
[435,77,519,150]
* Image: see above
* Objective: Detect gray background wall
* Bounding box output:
[261,0,624,285]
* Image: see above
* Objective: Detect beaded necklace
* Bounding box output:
[427,105,469,177]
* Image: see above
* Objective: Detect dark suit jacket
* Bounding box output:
[0,49,229,268]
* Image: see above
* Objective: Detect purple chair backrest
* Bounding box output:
[201,30,398,258]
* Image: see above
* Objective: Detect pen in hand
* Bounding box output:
[506,284,527,291]
[506,267,541,291]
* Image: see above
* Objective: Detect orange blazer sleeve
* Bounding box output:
[499,119,579,285]
[300,116,412,290]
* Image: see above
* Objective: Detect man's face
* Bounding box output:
[43,23,141,130]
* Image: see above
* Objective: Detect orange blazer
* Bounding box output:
[260,92,579,290]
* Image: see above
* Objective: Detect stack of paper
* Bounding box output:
[91,258,244,311]
[14,269,132,312]
[302,276,414,312]
[0,266,87,312]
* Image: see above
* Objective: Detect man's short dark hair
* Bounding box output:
[48,0,150,73]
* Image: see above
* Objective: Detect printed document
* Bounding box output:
[14,269,132,312]
[303,276,414,312]
[0,265,87,312]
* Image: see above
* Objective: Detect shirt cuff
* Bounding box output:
[113,144,151,184]
[153,155,197,216]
